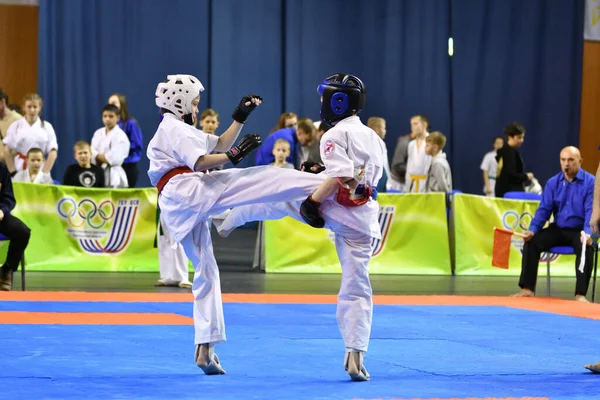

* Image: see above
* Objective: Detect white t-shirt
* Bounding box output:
[319,115,386,238]
[13,170,53,184]
[3,118,58,172]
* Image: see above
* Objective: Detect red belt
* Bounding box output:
[156,166,193,194]
[17,152,27,169]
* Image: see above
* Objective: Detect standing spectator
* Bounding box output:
[199,109,220,135]
[306,121,328,165]
[480,136,504,196]
[90,104,130,188]
[424,132,452,193]
[269,111,298,133]
[0,162,31,291]
[3,93,58,177]
[63,141,105,188]
[404,115,431,193]
[0,89,22,162]
[495,122,534,198]
[390,132,414,191]
[12,148,53,184]
[108,93,143,187]
[367,116,392,193]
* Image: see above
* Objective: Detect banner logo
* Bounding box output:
[501,210,558,263]
[371,205,396,257]
[57,196,139,254]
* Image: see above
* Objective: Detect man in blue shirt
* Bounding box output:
[513,146,594,302]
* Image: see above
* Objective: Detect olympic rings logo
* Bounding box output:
[502,210,534,232]
[57,197,115,229]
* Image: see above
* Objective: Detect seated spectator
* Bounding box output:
[0,162,31,291]
[424,132,452,193]
[270,139,294,169]
[495,122,535,198]
[13,148,53,184]
[513,146,594,302]
[90,104,130,188]
[63,141,105,187]
[480,136,504,197]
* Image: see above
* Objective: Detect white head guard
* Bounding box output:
[155,74,205,119]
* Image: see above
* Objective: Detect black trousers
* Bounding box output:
[520,224,593,295]
[0,213,31,273]
[122,162,139,188]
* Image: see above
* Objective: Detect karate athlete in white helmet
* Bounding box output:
[214,73,386,381]
[147,74,328,375]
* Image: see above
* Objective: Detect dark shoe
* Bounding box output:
[0,269,12,291]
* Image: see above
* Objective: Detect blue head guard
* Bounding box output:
[317,73,365,126]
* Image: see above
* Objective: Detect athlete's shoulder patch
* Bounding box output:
[323,139,335,157]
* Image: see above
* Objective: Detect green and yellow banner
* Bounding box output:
[10,183,159,271]
[453,193,576,276]
[264,193,452,274]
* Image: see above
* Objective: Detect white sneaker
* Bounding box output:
[154,278,178,287]
[344,351,370,381]
[178,281,192,289]
[195,344,226,375]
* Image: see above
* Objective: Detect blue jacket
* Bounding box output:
[118,119,143,164]
[255,128,297,166]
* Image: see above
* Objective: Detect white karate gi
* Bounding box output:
[3,118,58,172]
[13,170,53,184]
[404,136,431,193]
[218,115,386,352]
[480,150,498,196]
[147,113,325,345]
[91,125,130,188]
[157,213,191,285]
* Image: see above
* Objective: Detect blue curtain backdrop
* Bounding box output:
[451,0,584,194]
[38,0,584,191]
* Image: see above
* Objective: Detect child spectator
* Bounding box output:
[270,139,294,169]
[108,94,143,187]
[63,141,105,187]
[90,104,130,188]
[13,148,53,184]
[424,131,452,193]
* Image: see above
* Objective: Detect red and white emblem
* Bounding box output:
[323,139,335,156]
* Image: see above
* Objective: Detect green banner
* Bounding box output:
[264,193,451,274]
[11,183,159,271]
[453,193,576,276]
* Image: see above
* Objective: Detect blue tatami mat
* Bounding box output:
[0,302,599,400]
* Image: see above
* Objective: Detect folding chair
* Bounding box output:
[0,233,26,291]
[544,243,599,302]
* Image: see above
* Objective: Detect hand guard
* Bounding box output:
[300,196,325,228]
[300,161,326,174]
[226,134,262,165]
[232,94,262,124]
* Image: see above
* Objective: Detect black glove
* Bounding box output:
[300,196,325,228]
[232,94,262,124]
[9,171,16,178]
[226,134,262,165]
[300,161,326,174]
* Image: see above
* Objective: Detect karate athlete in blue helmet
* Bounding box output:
[214,73,387,381]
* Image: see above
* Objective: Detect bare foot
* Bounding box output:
[575,294,590,303]
[585,362,600,373]
[511,288,534,297]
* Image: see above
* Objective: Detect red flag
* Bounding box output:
[492,227,513,269]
